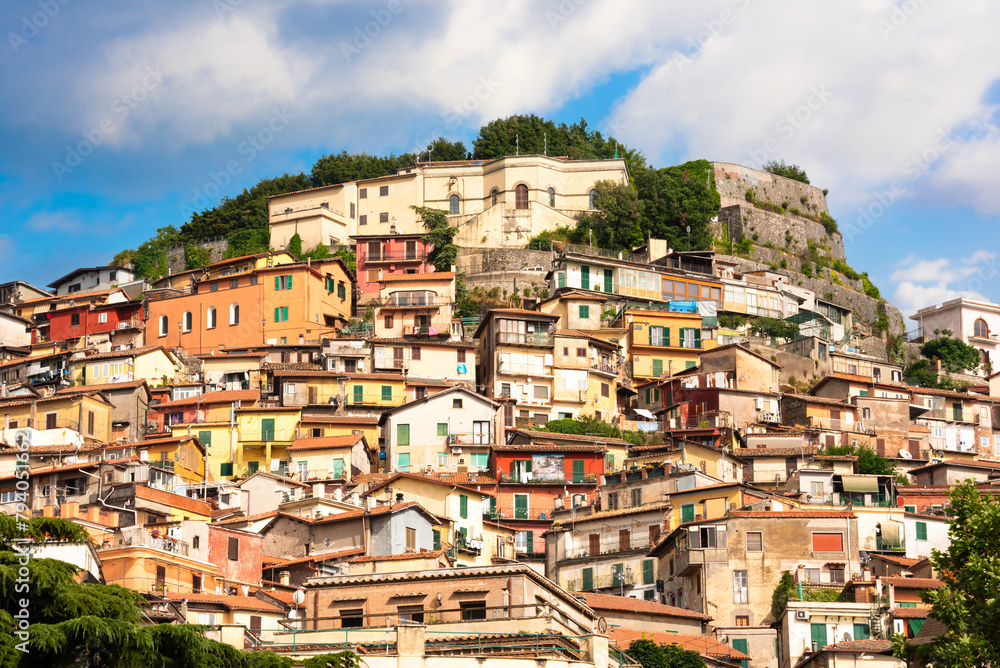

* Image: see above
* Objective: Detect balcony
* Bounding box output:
[114,317,143,330]
[566,572,637,592]
[102,528,190,557]
[489,506,555,521]
[633,338,702,350]
[27,368,69,386]
[361,249,428,264]
[239,427,298,442]
[445,432,493,446]
[674,547,729,576]
[499,472,597,485]
[496,331,554,348]
[922,408,978,423]
[756,410,782,424]
[663,410,732,430]
[497,361,553,376]
[591,360,621,376]
[347,392,395,406]
[383,295,440,308]
[403,325,450,336]
[565,536,654,560]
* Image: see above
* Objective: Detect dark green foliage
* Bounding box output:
[904,359,965,390]
[920,336,982,374]
[310,151,415,187]
[183,244,211,270]
[800,262,813,277]
[0,517,294,667]
[862,273,881,299]
[718,314,748,330]
[331,247,356,275]
[412,206,458,273]
[224,228,271,259]
[113,226,178,282]
[627,638,706,668]
[634,160,719,252]
[540,416,647,447]
[472,115,634,166]
[584,180,644,251]
[830,259,860,280]
[289,233,303,258]
[733,235,753,258]
[301,650,367,668]
[749,317,798,341]
[771,570,795,619]
[819,211,838,234]
[422,137,469,162]
[762,160,810,184]
[526,225,583,250]
[820,444,897,476]
[894,481,1000,666]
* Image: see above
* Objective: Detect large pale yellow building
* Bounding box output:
[268,154,629,249]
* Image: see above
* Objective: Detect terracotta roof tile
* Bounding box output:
[298,415,379,425]
[890,606,930,619]
[731,511,856,518]
[378,272,454,282]
[262,548,366,567]
[871,554,925,568]
[581,592,710,619]
[506,428,629,445]
[558,502,672,525]
[733,446,816,457]
[347,549,450,563]
[821,639,894,653]
[153,389,259,410]
[494,442,606,453]
[82,346,170,362]
[609,629,747,660]
[56,380,147,394]
[163,592,284,612]
[882,577,944,589]
[286,435,365,452]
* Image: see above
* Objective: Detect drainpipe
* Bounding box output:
[79,467,137,523]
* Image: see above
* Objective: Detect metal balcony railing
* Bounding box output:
[756,410,782,424]
[566,572,637,592]
[565,537,654,559]
[808,416,856,431]
[361,250,428,263]
[499,472,597,485]
[663,410,732,430]
[496,332,554,347]
[103,528,190,557]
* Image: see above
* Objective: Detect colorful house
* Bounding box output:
[284,434,374,482]
[353,233,433,304]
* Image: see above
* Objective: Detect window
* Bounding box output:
[96,312,108,324]
[576,347,586,357]
[733,570,748,603]
[853,623,870,640]
[449,194,460,214]
[182,312,192,332]
[379,212,389,223]
[736,616,749,627]
[829,565,845,583]
[460,601,487,621]
[406,527,416,550]
[359,214,367,225]
[601,383,609,398]
[459,494,468,518]
[227,536,239,560]
[396,452,410,472]
[229,279,238,289]
[397,424,409,445]
[196,612,217,625]
[589,189,597,209]
[862,406,871,419]
[547,186,555,207]
[579,304,590,319]
[490,188,499,206]
[275,275,293,290]
[514,184,529,209]
[285,383,297,395]
[746,531,763,552]
[437,423,448,437]
[642,559,655,585]
[340,609,365,628]
[382,385,393,401]
[274,306,288,322]
[652,359,663,377]
[384,314,394,329]
[812,533,844,552]
[916,521,927,541]
[87,411,95,435]
[206,307,217,329]
[229,303,239,325]
[69,313,80,327]
[975,318,990,338]
[810,624,828,650]
[453,398,463,409]
[359,187,368,199]
[397,604,423,623]
[681,503,695,523]
[250,275,258,285]
[46,413,58,430]
[378,184,389,197]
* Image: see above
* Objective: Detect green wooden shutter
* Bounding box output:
[853,623,870,640]
[397,452,410,471]
[333,458,344,479]
[732,639,749,668]
[274,276,280,291]
[582,567,593,591]
[694,328,701,348]
[648,325,655,345]
[581,266,589,290]
[382,385,392,401]
[606,454,615,470]
[397,424,409,445]
[642,559,654,584]
[681,504,695,523]
[652,359,663,377]
[514,494,528,519]
[558,272,566,288]
[489,496,496,518]
[909,619,924,636]
[580,305,589,319]
[274,307,280,322]
[287,275,292,289]
[198,430,211,448]
[433,529,441,550]
[525,530,533,553]
[572,459,585,483]
[810,623,828,649]
[247,461,259,473]
[437,423,448,436]
[604,269,613,293]
[353,385,363,404]
[459,494,468,519]
[220,462,233,477]
[261,418,275,440]
[663,327,670,347]
[916,521,927,540]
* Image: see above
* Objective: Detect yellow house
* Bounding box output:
[151,251,299,292]
[664,482,746,532]
[269,369,343,406]
[170,422,238,482]
[344,373,406,409]
[77,345,181,387]
[236,407,302,478]
[371,339,475,386]
[364,472,502,566]
[133,434,207,484]
[625,440,742,483]
[0,391,113,443]
[284,434,374,482]
[551,330,620,423]
[616,308,713,382]
[199,352,265,391]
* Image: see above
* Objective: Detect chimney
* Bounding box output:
[43,505,54,517]
[333,487,343,502]
[279,570,291,586]
[63,501,80,518]
[87,507,102,523]
[312,482,325,498]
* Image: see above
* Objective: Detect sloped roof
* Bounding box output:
[153,389,259,410]
[82,345,171,362]
[608,629,748,661]
[286,435,365,452]
[882,577,944,589]
[163,592,284,613]
[580,592,710,620]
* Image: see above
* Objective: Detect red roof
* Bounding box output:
[347,549,450,564]
[580,592,710,620]
[286,435,365,452]
[153,389,259,410]
[163,592,284,612]
[891,606,931,619]
[609,629,748,661]
[872,554,926,568]
[883,577,944,589]
[732,511,856,518]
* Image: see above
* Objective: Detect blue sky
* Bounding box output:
[2,1,999,321]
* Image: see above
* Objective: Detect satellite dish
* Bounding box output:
[843,632,852,642]
[597,617,608,634]
[292,589,305,606]
[898,450,912,459]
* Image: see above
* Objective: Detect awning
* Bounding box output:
[879,522,902,546]
[635,409,655,419]
[842,475,880,492]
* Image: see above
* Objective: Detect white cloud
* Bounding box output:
[889,252,1000,317]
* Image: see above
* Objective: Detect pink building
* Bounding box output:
[353,233,432,304]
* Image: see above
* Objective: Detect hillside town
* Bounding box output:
[2,157,997,668]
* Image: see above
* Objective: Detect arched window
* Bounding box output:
[449,194,460,215]
[547,187,555,207]
[974,318,990,338]
[230,303,240,326]
[490,188,499,207]
[158,315,168,337]
[589,189,597,209]
[206,307,217,329]
[515,184,529,210]
[182,311,192,333]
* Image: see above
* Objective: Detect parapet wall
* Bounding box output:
[712,161,829,214]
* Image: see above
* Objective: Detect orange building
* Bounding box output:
[145,257,354,355]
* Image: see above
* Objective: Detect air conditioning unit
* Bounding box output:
[451,447,462,454]
[796,610,809,620]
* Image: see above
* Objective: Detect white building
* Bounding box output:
[47,265,136,296]
[911,297,1000,374]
